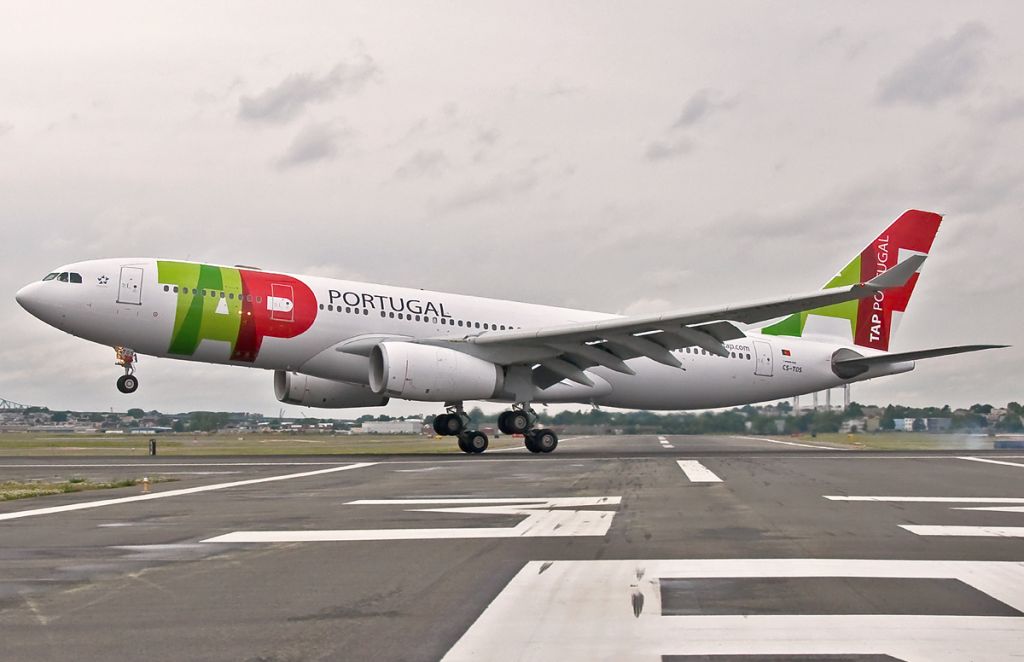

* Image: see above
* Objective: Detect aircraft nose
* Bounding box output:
[15,282,42,316]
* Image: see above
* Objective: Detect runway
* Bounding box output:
[1,434,1023,661]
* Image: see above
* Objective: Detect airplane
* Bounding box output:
[15,209,1005,454]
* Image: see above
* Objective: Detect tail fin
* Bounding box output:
[761,209,942,351]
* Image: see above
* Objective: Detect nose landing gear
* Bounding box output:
[114,347,139,394]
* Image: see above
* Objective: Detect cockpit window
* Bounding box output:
[57,272,69,282]
[69,272,82,284]
[42,273,58,281]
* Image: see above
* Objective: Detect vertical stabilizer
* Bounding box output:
[761,209,942,351]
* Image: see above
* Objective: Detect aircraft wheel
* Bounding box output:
[533,429,558,453]
[116,375,138,394]
[523,433,542,453]
[499,410,531,435]
[457,435,472,453]
[462,430,488,454]
[497,411,512,435]
[443,414,465,436]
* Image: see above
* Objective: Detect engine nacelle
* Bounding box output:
[369,342,503,401]
[274,371,389,409]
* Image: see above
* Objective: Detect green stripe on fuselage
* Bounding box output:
[157,261,242,356]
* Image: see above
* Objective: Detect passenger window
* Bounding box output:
[483,323,489,330]
[58,272,69,282]
[319,304,324,310]
[70,273,82,283]
[229,293,234,299]
[415,315,421,321]
[346,306,351,313]
[173,286,179,293]
[363,309,369,315]
[474,322,480,328]
[458,320,464,327]
[380,311,386,317]
[42,273,58,281]
[328,305,334,311]
[389,312,395,318]
[432,317,438,323]
[220,292,226,298]
[201,289,207,296]
[256,296,262,303]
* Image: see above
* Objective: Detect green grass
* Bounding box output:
[0,432,524,456]
[0,477,173,501]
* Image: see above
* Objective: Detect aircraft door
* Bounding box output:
[117,266,144,305]
[752,340,773,377]
[269,283,295,322]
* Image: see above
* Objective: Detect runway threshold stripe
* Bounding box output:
[960,456,1024,469]
[0,462,376,522]
[731,435,843,450]
[676,460,722,483]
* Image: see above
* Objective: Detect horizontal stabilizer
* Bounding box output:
[833,344,1007,378]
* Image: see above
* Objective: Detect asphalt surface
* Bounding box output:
[1,434,1023,661]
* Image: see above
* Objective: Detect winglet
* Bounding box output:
[865,254,926,289]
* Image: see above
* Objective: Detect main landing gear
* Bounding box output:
[498,404,558,454]
[114,346,139,394]
[433,403,490,454]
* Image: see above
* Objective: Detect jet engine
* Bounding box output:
[274,371,389,409]
[368,342,503,401]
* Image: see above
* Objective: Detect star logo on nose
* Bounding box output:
[97,275,110,285]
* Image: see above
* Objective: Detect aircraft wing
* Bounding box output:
[432,254,927,388]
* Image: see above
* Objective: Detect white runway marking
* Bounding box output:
[731,435,842,450]
[827,495,1024,538]
[657,436,675,449]
[901,525,1024,537]
[960,456,1024,470]
[0,463,376,522]
[442,558,1024,662]
[676,460,722,483]
[201,496,621,543]
[826,496,1024,503]
[0,462,357,468]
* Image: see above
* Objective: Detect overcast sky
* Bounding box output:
[2,1,1021,417]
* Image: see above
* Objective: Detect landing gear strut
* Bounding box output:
[434,403,489,454]
[498,404,558,453]
[114,347,138,394]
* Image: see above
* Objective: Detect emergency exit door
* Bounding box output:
[117,266,144,305]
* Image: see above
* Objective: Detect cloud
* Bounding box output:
[395,149,449,179]
[673,89,734,128]
[239,55,378,123]
[276,123,348,168]
[644,137,693,161]
[0,121,12,136]
[877,23,991,106]
[439,168,538,211]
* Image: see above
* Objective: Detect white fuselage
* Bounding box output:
[15,258,912,410]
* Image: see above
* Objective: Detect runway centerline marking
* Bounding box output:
[201,496,621,543]
[676,460,722,483]
[0,462,377,522]
[960,456,1024,470]
[731,435,843,450]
